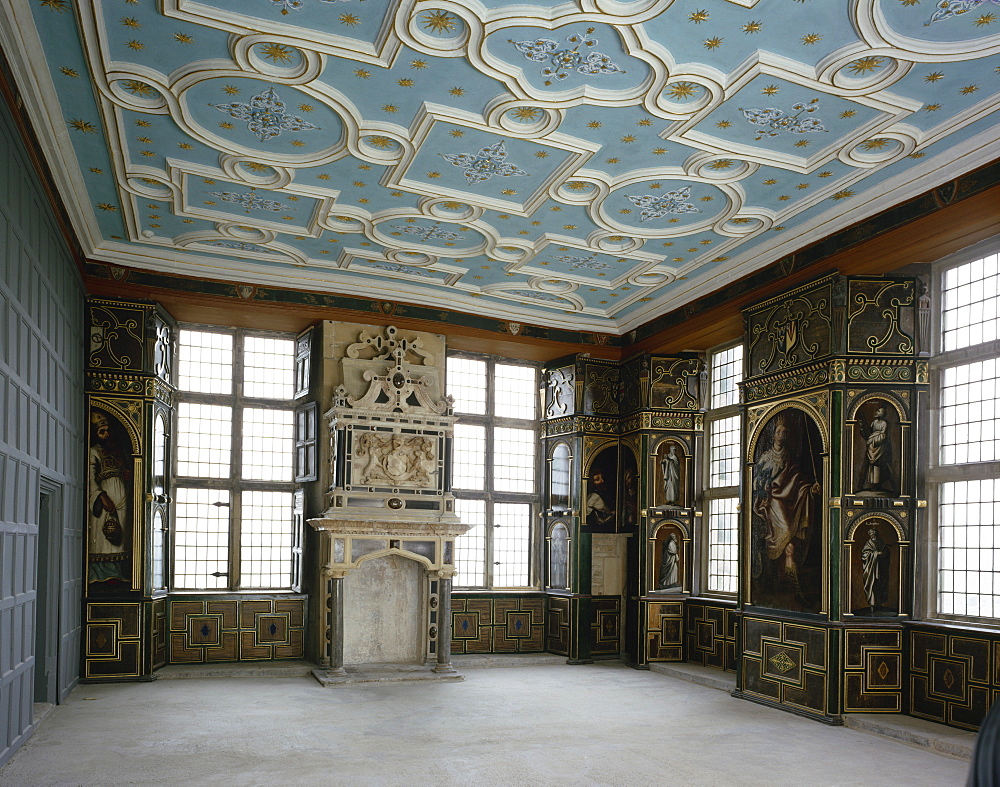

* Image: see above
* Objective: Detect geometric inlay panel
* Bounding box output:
[84,602,144,680]
[451,594,545,655]
[167,597,306,664]
[844,628,903,712]
[648,600,684,662]
[591,597,621,657]
[742,616,829,719]
[909,626,998,731]
[685,601,738,672]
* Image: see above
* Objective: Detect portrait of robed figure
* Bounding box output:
[749,407,824,613]
[88,407,134,589]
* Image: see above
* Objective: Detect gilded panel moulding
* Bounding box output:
[846,359,917,383]
[578,416,620,435]
[620,412,700,433]
[87,373,146,396]
[543,418,575,437]
[741,362,830,403]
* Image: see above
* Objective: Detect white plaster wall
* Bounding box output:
[343,554,424,665]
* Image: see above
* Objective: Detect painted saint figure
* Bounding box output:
[657,533,680,590]
[857,402,894,496]
[88,410,129,585]
[861,526,891,613]
[621,462,638,528]
[661,444,680,505]
[752,411,821,609]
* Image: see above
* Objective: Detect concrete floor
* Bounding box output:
[0,662,970,786]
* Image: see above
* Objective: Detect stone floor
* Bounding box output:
[0,661,972,786]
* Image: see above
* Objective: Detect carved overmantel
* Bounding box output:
[308,323,467,685]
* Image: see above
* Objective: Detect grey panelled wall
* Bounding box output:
[0,99,85,766]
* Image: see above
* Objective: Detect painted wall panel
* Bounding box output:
[0,98,85,767]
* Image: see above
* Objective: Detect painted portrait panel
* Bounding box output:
[88,406,134,590]
[852,398,902,498]
[619,446,639,530]
[655,439,685,508]
[749,407,824,613]
[651,522,684,593]
[585,445,618,532]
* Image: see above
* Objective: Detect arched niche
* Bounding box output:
[847,393,907,498]
[649,520,689,594]
[844,515,908,618]
[547,520,571,590]
[548,441,572,512]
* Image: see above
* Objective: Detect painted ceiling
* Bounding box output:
[4,0,1000,333]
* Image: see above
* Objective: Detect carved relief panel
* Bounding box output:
[350,432,438,489]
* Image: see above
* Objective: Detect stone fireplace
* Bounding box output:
[308,323,467,685]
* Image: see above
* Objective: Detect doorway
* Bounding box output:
[34,481,62,706]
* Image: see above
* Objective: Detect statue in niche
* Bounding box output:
[750,408,823,613]
[88,408,131,587]
[661,444,681,506]
[657,533,681,591]
[855,401,895,497]
[355,432,435,487]
[860,526,892,614]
